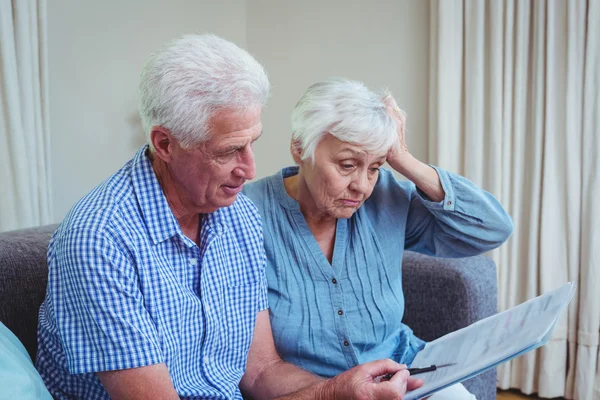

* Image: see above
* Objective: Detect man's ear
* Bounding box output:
[150,126,175,162]
[290,139,304,165]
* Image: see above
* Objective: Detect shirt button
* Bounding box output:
[189,258,198,266]
[343,340,349,346]
[332,278,337,284]
[446,200,452,206]
[337,309,344,316]
[203,355,210,364]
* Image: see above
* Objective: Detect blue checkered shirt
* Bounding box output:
[36,145,268,399]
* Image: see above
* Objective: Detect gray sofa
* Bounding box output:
[0,224,497,399]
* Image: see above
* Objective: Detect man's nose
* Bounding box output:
[233,146,256,180]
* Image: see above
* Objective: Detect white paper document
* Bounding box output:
[404,282,575,400]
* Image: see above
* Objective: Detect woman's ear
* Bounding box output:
[290,139,304,165]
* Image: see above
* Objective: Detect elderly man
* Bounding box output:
[35,34,419,400]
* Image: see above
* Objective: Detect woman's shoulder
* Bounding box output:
[369,168,414,203]
[242,168,289,212]
[243,174,273,202]
[359,168,415,228]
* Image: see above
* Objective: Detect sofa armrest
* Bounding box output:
[401,251,497,400]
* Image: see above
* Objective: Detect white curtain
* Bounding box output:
[429,0,600,398]
[0,0,52,232]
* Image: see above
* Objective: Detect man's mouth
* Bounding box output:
[222,183,244,195]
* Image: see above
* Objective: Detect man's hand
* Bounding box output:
[321,359,423,400]
[275,359,423,400]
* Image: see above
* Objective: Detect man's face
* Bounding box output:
[165,107,262,214]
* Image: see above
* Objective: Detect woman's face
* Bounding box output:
[297,134,387,219]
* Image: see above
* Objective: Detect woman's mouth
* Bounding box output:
[341,199,361,207]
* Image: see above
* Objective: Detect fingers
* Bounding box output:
[387,369,409,397]
[407,377,424,391]
[383,99,407,129]
[381,93,397,108]
[389,368,410,385]
[354,360,421,400]
[362,359,407,378]
[374,368,409,399]
[380,369,423,400]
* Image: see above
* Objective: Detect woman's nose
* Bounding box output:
[350,171,370,193]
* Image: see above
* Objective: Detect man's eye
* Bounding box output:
[369,167,380,173]
[341,164,355,170]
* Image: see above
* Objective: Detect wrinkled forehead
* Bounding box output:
[320,134,388,161]
[209,106,262,135]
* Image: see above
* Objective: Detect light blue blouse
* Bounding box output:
[243,166,512,378]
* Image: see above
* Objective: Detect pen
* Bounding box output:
[381,363,456,381]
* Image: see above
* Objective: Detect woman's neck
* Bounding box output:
[284,173,337,239]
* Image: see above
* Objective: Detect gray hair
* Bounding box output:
[291,78,398,163]
[139,34,270,149]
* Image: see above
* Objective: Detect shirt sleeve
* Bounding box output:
[404,166,514,257]
[50,228,163,374]
[257,272,269,311]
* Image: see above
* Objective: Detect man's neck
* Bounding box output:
[149,151,201,244]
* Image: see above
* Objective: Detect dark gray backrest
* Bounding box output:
[0,224,58,360]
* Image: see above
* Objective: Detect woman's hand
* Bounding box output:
[382,94,445,202]
[382,95,411,173]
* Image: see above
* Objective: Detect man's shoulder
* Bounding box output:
[360,168,414,224]
[57,160,138,241]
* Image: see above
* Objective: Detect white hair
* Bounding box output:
[139,34,270,149]
[291,78,398,163]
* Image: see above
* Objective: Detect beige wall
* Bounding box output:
[48,0,247,220]
[48,0,429,221]
[247,0,430,179]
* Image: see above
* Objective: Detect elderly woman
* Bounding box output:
[243,78,513,399]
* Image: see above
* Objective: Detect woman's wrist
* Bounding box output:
[388,154,445,202]
[387,152,419,177]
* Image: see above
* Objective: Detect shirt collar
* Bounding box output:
[273,166,303,211]
[131,145,182,245]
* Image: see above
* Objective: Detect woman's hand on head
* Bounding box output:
[382,95,413,174]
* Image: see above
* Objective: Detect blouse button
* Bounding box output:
[343,340,349,346]
[337,309,344,316]
[332,278,337,284]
